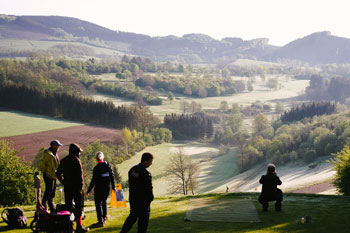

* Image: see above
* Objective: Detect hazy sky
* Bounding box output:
[1,0,349,46]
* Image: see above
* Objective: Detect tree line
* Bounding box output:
[280,102,337,123]
[164,113,214,139]
[0,83,149,130]
[306,75,350,103]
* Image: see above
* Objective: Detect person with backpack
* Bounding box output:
[39,140,62,213]
[56,143,89,233]
[258,163,283,212]
[87,151,116,227]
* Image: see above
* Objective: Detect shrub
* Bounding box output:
[0,140,35,206]
[303,150,317,163]
[331,146,350,195]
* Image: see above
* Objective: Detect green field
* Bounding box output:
[115,141,238,196]
[0,39,126,58]
[93,74,309,119]
[1,193,349,233]
[0,111,83,137]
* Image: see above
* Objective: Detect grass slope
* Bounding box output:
[1,193,349,233]
[0,111,83,137]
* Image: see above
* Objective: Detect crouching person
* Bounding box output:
[87,151,116,227]
[56,144,89,232]
[258,163,283,212]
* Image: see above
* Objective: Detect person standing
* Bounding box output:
[56,143,89,233]
[39,139,62,213]
[87,151,116,227]
[120,153,154,233]
[258,163,283,212]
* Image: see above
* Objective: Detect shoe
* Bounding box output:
[93,222,104,228]
[76,225,90,232]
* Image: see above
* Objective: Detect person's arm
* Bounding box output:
[259,175,265,184]
[87,167,96,194]
[277,176,282,185]
[144,171,153,203]
[108,164,116,190]
[74,158,84,191]
[56,163,64,184]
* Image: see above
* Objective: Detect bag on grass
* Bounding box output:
[110,184,127,208]
[1,207,27,228]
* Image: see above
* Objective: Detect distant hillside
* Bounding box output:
[268,31,350,64]
[2,14,350,64]
[0,14,277,63]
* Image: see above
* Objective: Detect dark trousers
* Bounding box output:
[42,174,56,212]
[120,202,150,233]
[258,188,283,211]
[64,187,84,221]
[94,187,109,222]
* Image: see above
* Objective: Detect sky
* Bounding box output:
[1,0,350,46]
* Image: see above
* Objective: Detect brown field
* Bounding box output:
[1,125,121,162]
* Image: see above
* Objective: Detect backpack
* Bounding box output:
[1,208,27,228]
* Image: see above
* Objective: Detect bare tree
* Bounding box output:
[165,148,200,195]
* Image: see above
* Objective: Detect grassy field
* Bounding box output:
[0,39,126,57]
[1,193,349,233]
[92,74,309,119]
[0,111,83,137]
[115,141,238,196]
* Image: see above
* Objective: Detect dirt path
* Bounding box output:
[1,125,121,161]
[289,181,335,194]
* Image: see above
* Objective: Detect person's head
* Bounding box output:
[69,143,83,157]
[50,140,62,153]
[267,163,276,175]
[96,151,104,162]
[141,152,154,168]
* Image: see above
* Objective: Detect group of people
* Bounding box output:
[40,140,154,233]
[39,139,283,233]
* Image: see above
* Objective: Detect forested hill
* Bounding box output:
[266,31,350,64]
[0,14,277,63]
[2,14,350,64]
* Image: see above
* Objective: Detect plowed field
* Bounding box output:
[1,125,121,161]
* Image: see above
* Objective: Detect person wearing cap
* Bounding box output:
[258,163,283,212]
[39,139,62,213]
[120,152,154,233]
[56,143,89,233]
[87,151,116,227]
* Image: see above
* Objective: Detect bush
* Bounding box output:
[331,146,350,195]
[134,140,146,152]
[303,150,317,163]
[0,140,35,206]
[143,134,154,146]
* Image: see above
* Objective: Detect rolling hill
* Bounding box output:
[2,14,350,64]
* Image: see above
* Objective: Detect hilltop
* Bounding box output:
[3,14,350,64]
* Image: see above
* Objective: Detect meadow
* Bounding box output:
[1,193,349,233]
[93,74,309,118]
[0,111,83,137]
[0,39,126,58]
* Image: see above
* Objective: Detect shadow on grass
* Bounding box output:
[150,193,350,233]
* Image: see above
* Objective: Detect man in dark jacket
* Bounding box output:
[258,163,283,212]
[87,151,115,227]
[56,143,89,233]
[120,152,154,233]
